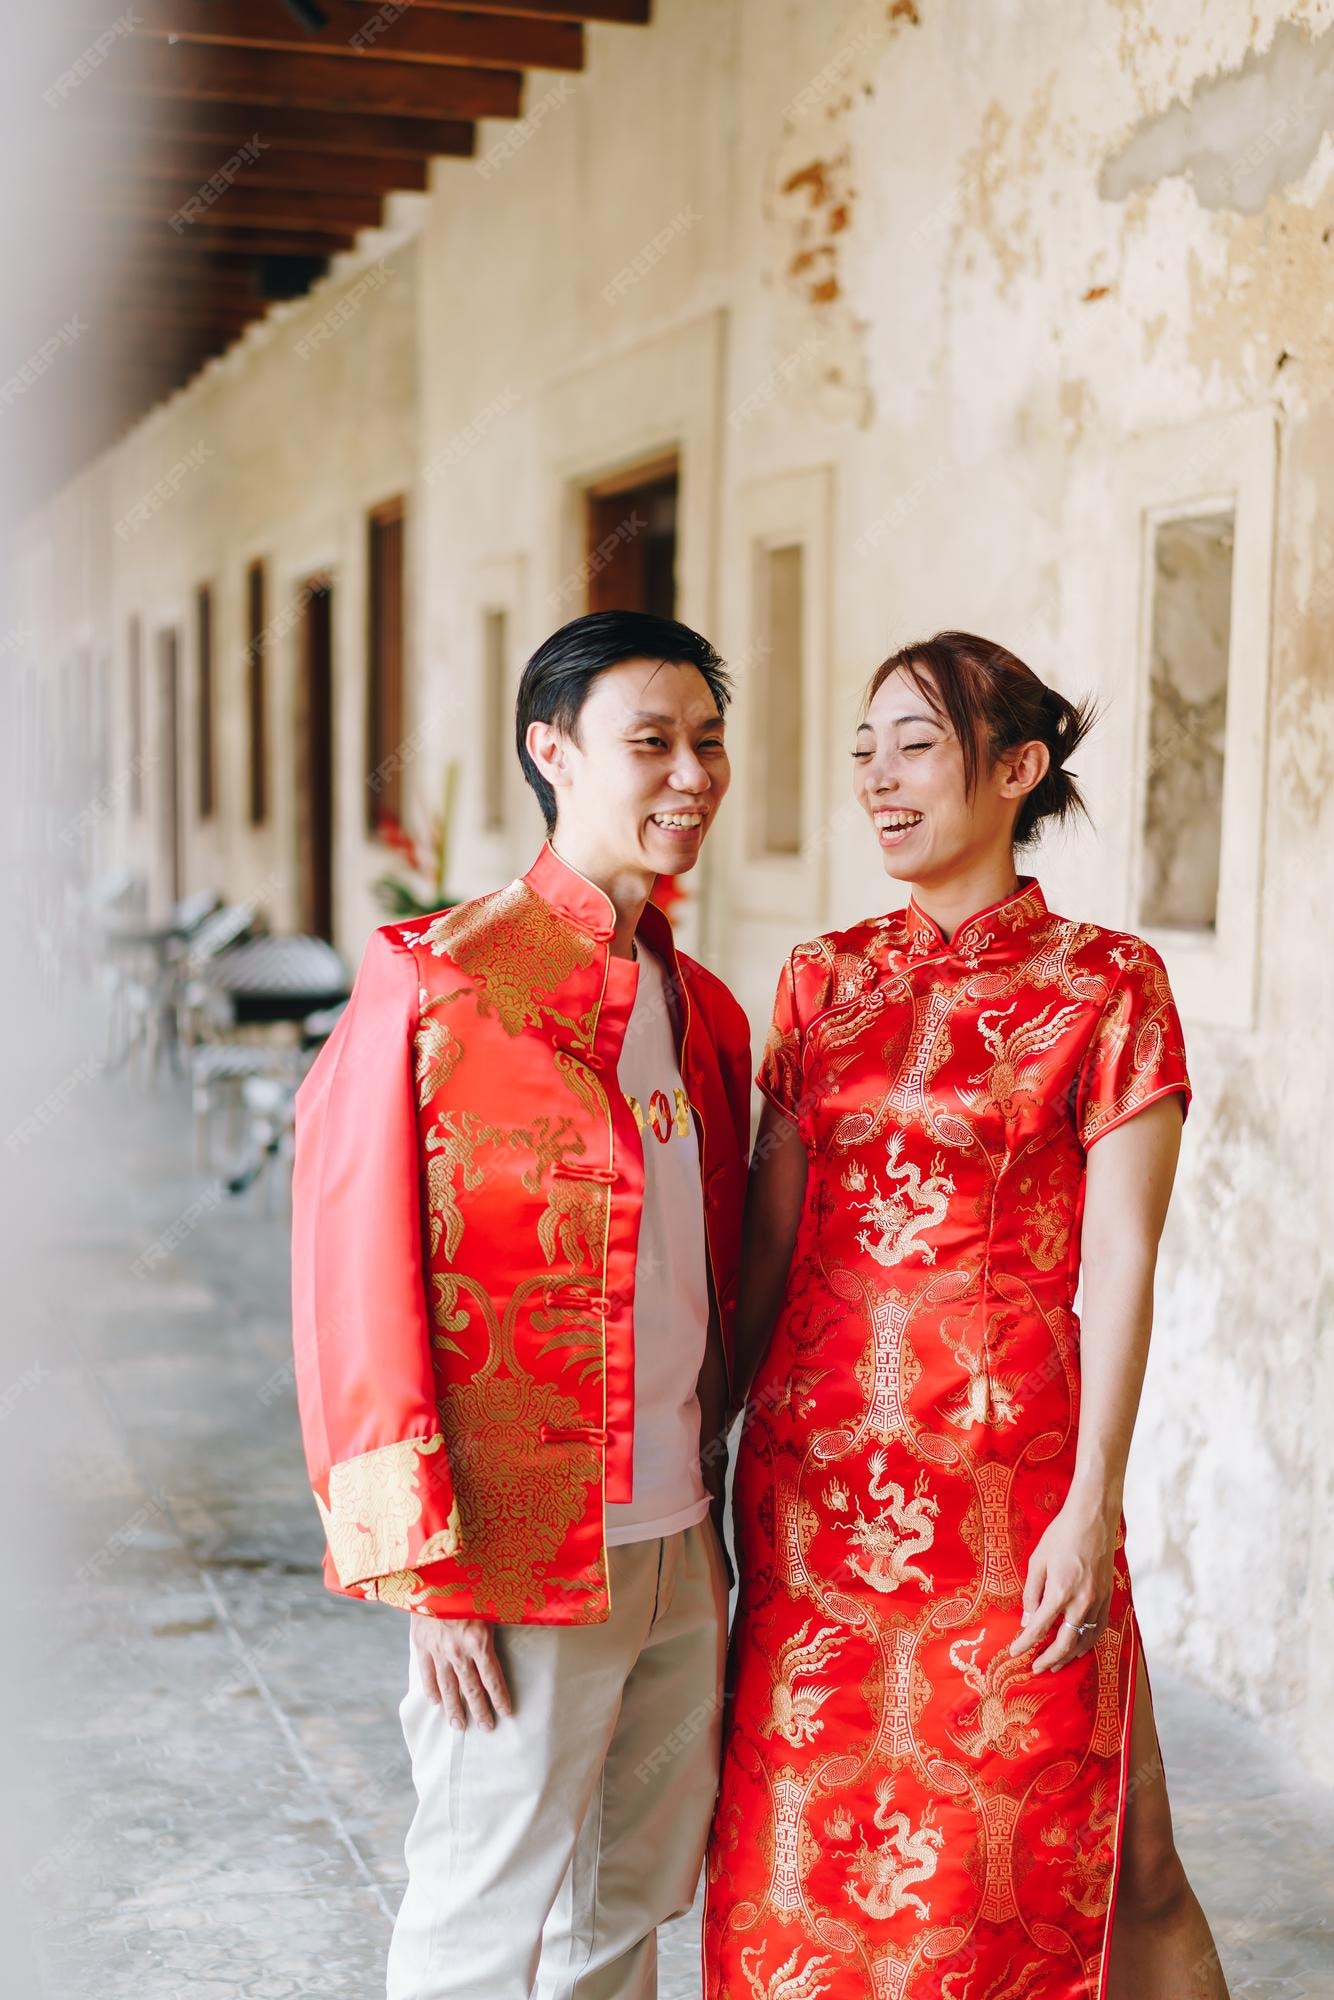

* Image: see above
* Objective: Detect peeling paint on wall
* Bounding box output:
[1179,191,1334,387]
[948,76,1062,296]
[1101,18,1334,213]
[764,0,922,427]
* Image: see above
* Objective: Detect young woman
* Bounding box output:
[705,633,1228,2000]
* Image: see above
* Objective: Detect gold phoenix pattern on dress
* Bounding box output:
[706,878,1192,2000]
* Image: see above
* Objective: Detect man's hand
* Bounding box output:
[411,1616,513,1730]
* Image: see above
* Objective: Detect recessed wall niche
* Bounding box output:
[1139,510,1234,933]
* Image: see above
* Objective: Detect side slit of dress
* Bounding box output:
[1096,1609,1152,1999]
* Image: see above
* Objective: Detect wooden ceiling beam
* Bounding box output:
[110,320,257,355]
[84,97,473,157]
[105,228,356,259]
[94,184,386,234]
[133,1,583,73]
[100,340,233,376]
[97,262,302,304]
[351,0,649,20]
[107,295,259,330]
[106,273,269,309]
[104,144,430,198]
[118,37,522,120]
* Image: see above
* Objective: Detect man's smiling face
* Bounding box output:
[529,656,731,880]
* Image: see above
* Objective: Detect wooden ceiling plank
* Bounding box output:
[95,185,386,233]
[105,146,430,198]
[99,248,311,282]
[113,295,257,322]
[93,242,345,280]
[119,39,523,120]
[108,275,267,307]
[134,1,583,73]
[88,97,474,156]
[108,228,357,258]
[349,0,649,21]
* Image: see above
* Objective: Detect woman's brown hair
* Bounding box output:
[865,630,1097,848]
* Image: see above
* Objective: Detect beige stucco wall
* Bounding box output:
[19,229,421,946]
[16,0,1334,1773]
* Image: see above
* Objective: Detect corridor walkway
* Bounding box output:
[11,1070,1332,1999]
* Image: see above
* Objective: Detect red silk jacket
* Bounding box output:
[290,843,751,1624]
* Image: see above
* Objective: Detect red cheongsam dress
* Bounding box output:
[705,876,1192,2000]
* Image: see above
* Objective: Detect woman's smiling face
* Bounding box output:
[852,664,1032,885]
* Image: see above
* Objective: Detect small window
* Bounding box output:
[752,541,805,857]
[481,607,508,832]
[127,614,143,816]
[246,559,268,826]
[196,583,215,820]
[367,500,406,834]
[1139,511,1233,932]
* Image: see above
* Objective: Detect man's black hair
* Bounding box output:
[515,609,732,833]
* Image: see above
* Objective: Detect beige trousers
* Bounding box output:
[385,1519,728,2000]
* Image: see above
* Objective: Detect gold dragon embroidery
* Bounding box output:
[831,1453,939,1594]
[849,1132,955,1266]
[844,1778,946,1921]
[1038,1776,1119,1917]
[1015,1175,1071,1272]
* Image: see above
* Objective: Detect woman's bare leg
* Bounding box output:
[1105,1646,1231,1998]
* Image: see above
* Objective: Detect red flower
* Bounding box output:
[650,873,687,920]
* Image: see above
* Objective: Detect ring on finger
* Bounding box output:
[1061,1617,1099,1636]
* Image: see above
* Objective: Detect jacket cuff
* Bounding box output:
[314,1434,460,1590]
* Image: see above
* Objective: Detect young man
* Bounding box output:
[290,610,751,1999]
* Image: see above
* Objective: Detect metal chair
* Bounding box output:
[106,888,225,1085]
[177,902,265,1056]
[223,993,349,1209]
[191,934,349,1172]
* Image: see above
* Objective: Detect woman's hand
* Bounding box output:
[1009,1096,1185,1677]
[1008,1490,1118,1673]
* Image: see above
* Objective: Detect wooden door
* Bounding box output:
[584,458,679,617]
[298,578,335,941]
[157,628,182,905]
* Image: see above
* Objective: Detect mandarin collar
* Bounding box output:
[901,875,1048,959]
[522,839,680,965]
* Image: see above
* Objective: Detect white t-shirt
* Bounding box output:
[604,941,712,1547]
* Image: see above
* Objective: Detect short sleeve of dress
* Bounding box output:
[757,953,804,1125]
[1076,942,1192,1150]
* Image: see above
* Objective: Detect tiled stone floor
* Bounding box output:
[7,1065,1333,1999]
